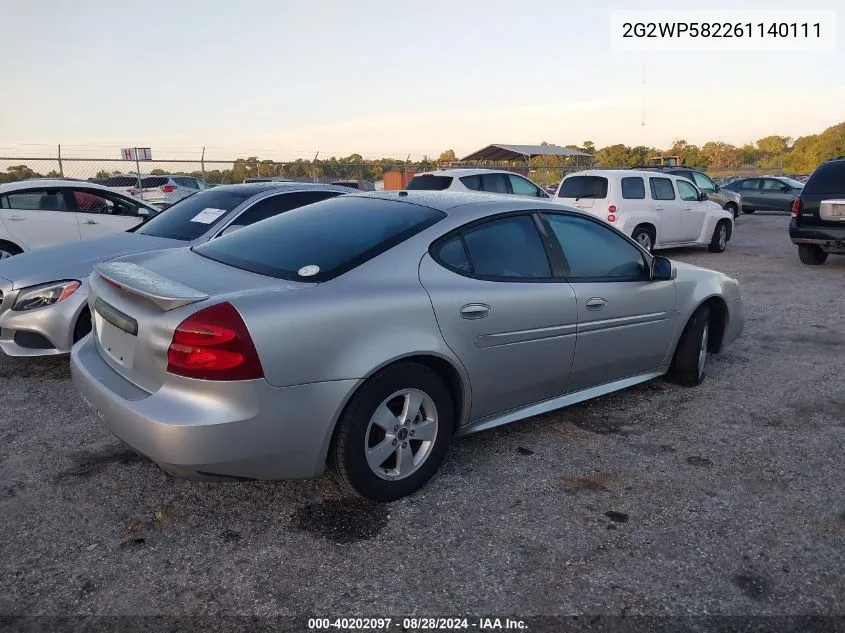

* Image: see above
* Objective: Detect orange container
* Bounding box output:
[383,171,416,190]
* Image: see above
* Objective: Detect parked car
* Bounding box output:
[70,191,744,501]
[722,176,803,214]
[0,179,156,258]
[788,157,845,266]
[552,170,734,253]
[638,166,742,218]
[102,175,143,198]
[406,169,550,198]
[332,179,376,191]
[0,182,350,357]
[134,175,206,209]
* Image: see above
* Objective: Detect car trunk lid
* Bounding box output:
[88,248,314,393]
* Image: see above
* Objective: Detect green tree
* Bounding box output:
[438,149,457,163]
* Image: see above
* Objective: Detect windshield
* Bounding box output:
[135,189,254,241]
[558,176,608,199]
[194,196,445,282]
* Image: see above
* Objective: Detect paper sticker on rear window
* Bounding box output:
[190,208,227,224]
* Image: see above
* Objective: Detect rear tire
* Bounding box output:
[798,244,828,266]
[632,225,655,252]
[666,305,711,387]
[708,220,729,253]
[329,362,454,502]
[0,240,23,259]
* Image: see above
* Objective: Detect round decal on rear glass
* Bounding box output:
[298,265,320,277]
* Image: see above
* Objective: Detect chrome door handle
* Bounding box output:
[85,220,98,225]
[460,304,490,319]
[585,297,607,310]
[653,206,664,211]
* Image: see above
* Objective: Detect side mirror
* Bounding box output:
[699,192,709,202]
[220,224,244,236]
[651,256,674,281]
[714,184,720,192]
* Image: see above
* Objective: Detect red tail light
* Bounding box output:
[791,197,800,218]
[161,185,177,193]
[608,205,617,213]
[167,302,264,380]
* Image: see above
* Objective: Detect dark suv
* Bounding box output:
[635,166,742,218]
[789,157,845,266]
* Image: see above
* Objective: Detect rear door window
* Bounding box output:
[195,196,445,281]
[458,215,551,279]
[407,175,453,191]
[459,175,482,191]
[480,173,509,194]
[649,177,676,200]
[621,177,645,199]
[3,189,71,211]
[558,176,608,199]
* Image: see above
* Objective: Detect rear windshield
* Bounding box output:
[558,176,608,199]
[778,177,804,189]
[194,196,445,282]
[141,176,169,188]
[105,176,139,187]
[407,175,453,191]
[135,189,254,241]
[803,162,845,195]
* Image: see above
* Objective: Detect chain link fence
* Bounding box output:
[0,149,793,191]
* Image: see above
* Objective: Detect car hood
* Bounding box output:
[0,232,185,290]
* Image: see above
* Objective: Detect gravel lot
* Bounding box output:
[2,214,844,620]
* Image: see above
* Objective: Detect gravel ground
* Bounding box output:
[1,214,844,619]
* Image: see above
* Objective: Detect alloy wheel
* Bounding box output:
[365,389,439,481]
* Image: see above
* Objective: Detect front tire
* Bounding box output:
[798,244,828,266]
[0,240,23,259]
[667,305,711,387]
[708,221,729,253]
[726,203,739,219]
[329,362,455,501]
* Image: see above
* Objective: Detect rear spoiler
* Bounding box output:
[93,261,208,311]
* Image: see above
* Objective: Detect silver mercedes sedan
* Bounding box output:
[70,191,744,501]
[0,182,352,356]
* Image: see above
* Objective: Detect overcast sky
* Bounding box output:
[1,0,842,160]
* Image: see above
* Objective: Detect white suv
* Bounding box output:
[552,169,734,253]
[406,168,550,199]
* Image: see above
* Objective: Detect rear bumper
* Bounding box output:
[789,219,845,251]
[0,281,89,357]
[70,336,357,480]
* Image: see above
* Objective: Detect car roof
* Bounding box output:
[0,179,136,194]
[565,169,686,179]
[205,182,355,195]
[343,190,562,215]
[414,168,521,177]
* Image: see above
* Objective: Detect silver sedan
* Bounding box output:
[0,183,352,356]
[70,191,744,501]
